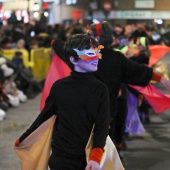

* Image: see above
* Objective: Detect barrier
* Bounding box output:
[30,48,51,82]
[1,48,52,82]
[44,48,52,76]
[0,49,33,68]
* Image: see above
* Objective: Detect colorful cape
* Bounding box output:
[126,88,145,134]
[40,54,71,110]
[40,53,170,115]
[14,116,55,170]
[14,54,71,170]
[130,84,170,113]
[149,45,170,66]
[86,126,125,170]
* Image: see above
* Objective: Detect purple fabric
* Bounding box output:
[126,89,145,134]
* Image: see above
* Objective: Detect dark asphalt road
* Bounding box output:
[1,53,170,170]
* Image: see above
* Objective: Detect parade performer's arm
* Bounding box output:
[117,51,170,90]
[150,71,170,90]
[85,85,110,170]
[15,82,57,146]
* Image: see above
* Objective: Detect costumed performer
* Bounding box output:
[87,21,170,158]
[14,34,110,170]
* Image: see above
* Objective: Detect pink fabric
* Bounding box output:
[40,54,71,110]
[149,45,170,67]
[130,84,170,113]
[41,53,170,114]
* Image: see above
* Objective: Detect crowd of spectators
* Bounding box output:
[0,18,170,124]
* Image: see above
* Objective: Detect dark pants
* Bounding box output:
[138,98,149,114]
[48,153,87,170]
[109,84,127,144]
[114,97,127,144]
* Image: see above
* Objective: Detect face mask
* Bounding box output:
[73,45,104,61]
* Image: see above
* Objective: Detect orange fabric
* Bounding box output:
[14,116,55,170]
[15,139,20,147]
[152,72,162,82]
[149,45,170,66]
[129,84,170,113]
[79,55,99,61]
[85,132,125,170]
[89,148,103,164]
[40,54,71,111]
[50,39,55,45]
[138,94,144,101]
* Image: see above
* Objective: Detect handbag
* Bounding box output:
[85,125,125,170]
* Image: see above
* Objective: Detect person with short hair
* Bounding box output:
[15,34,110,170]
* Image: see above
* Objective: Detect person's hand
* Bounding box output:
[85,160,100,170]
[138,94,144,106]
[14,139,20,147]
[117,89,122,98]
[160,77,170,90]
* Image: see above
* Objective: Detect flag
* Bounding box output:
[130,84,170,113]
[149,45,170,66]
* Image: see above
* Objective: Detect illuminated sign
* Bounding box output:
[65,0,77,5]
[93,10,170,19]
[135,0,155,8]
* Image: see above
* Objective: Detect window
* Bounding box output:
[65,0,77,5]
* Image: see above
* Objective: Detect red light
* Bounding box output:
[42,2,48,10]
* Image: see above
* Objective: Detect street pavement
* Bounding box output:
[1,53,170,170]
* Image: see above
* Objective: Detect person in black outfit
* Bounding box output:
[88,21,170,157]
[14,34,110,170]
[51,38,66,62]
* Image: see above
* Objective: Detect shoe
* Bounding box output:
[122,141,128,151]
[7,94,20,107]
[119,153,125,161]
[143,117,151,124]
[117,149,125,161]
[143,113,150,124]
[138,112,144,123]
[0,109,6,121]
[18,90,27,102]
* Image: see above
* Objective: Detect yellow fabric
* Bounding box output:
[0,49,33,68]
[1,49,17,60]
[14,116,55,170]
[30,48,51,82]
[151,61,170,84]
[140,37,146,47]
[14,118,124,170]
[85,127,125,170]
[44,48,52,76]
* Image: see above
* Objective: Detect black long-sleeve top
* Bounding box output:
[93,48,153,120]
[19,71,110,156]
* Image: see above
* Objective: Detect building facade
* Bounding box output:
[2,0,170,26]
[92,0,170,26]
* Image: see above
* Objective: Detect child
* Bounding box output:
[15,34,110,170]
[12,51,23,69]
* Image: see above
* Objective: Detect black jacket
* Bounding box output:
[94,48,153,120]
